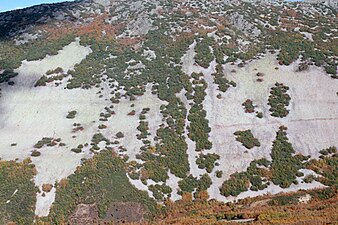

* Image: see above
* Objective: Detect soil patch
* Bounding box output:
[68,204,99,225]
[103,202,145,224]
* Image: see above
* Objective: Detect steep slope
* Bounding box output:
[0,0,337,224]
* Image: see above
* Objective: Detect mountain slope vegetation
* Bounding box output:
[0,0,337,224]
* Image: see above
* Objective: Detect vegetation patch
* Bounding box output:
[307,146,337,187]
[268,82,291,118]
[194,37,214,68]
[46,150,158,224]
[0,69,18,84]
[116,132,124,139]
[0,159,38,225]
[0,34,76,71]
[35,74,65,87]
[31,150,41,157]
[270,126,307,188]
[221,126,312,197]
[66,110,77,119]
[196,153,220,173]
[137,121,150,140]
[90,133,110,151]
[187,75,212,151]
[148,184,172,201]
[46,67,63,75]
[216,170,223,178]
[34,137,61,148]
[220,172,251,197]
[213,64,236,93]
[42,184,53,193]
[178,174,212,196]
[71,144,84,153]
[66,38,104,89]
[242,99,255,113]
[234,130,261,149]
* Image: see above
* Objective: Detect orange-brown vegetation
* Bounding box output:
[140,188,338,225]
[39,13,123,41]
[42,183,53,193]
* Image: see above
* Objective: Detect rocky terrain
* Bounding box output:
[0,0,337,224]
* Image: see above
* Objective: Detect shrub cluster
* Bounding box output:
[47,150,157,223]
[194,37,214,68]
[221,126,310,197]
[66,110,77,119]
[196,153,220,173]
[0,69,18,84]
[34,137,61,148]
[242,99,255,113]
[0,159,38,225]
[268,83,291,118]
[234,130,261,149]
[178,174,212,195]
[213,64,236,93]
[187,75,212,151]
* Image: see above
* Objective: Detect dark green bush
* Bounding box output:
[234,130,261,149]
[268,83,290,118]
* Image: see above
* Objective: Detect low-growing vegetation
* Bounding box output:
[149,184,172,201]
[46,67,63,75]
[234,130,261,149]
[31,150,41,157]
[46,150,158,224]
[213,64,236,93]
[194,37,214,68]
[35,74,65,87]
[187,74,212,151]
[221,126,311,197]
[0,70,18,84]
[178,174,212,196]
[150,186,338,224]
[196,153,220,173]
[268,83,291,118]
[66,110,77,119]
[270,126,307,188]
[0,159,38,225]
[306,146,337,187]
[242,99,255,113]
[34,137,61,148]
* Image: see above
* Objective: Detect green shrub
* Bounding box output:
[116,132,124,138]
[46,67,63,75]
[0,70,18,84]
[212,64,236,93]
[242,99,255,113]
[303,174,315,183]
[216,170,223,178]
[194,37,214,68]
[47,150,157,223]
[34,137,59,148]
[234,130,261,149]
[143,161,169,182]
[179,173,212,194]
[31,150,41,157]
[220,172,250,197]
[0,160,38,225]
[71,148,82,153]
[66,111,77,119]
[268,83,290,118]
[149,184,172,201]
[256,112,263,118]
[270,126,304,188]
[196,153,220,173]
[269,194,301,206]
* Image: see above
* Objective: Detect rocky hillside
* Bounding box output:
[0,0,337,224]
